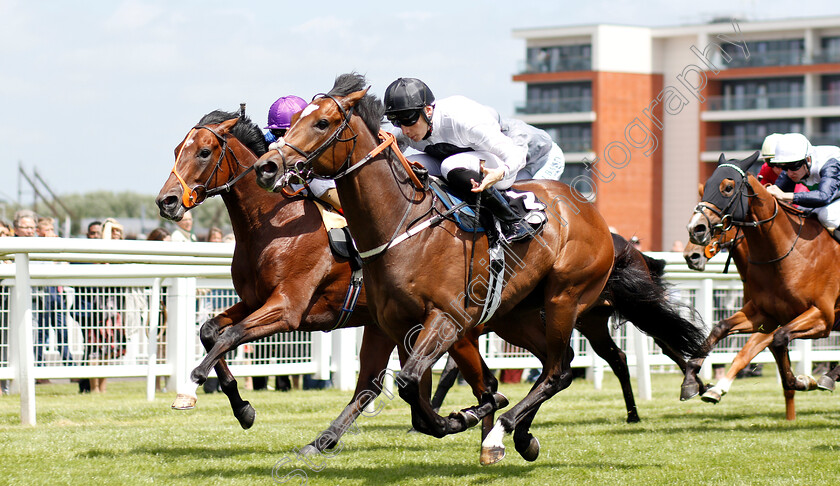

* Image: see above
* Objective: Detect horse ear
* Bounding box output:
[738,150,760,171]
[341,87,370,110]
[718,153,726,165]
[216,117,238,135]
[697,182,704,197]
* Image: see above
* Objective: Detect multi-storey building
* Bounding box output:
[512,16,840,250]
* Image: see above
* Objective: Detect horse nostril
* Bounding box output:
[257,160,278,178]
[161,195,178,209]
[693,224,707,236]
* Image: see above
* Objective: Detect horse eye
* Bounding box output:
[315,119,329,130]
[199,148,212,158]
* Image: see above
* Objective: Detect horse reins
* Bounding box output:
[170,123,254,208]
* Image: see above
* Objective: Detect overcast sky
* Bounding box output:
[3,0,840,203]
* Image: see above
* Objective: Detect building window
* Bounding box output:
[819,36,840,63]
[821,75,840,106]
[560,162,596,201]
[715,77,804,110]
[814,118,840,146]
[538,123,592,152]
[723,39,804,68]
[525,44,591,73]
[710,119,804,151]
[518,82,592,114]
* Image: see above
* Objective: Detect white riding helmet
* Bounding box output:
[760,133,783,160]
[770,133,811,164]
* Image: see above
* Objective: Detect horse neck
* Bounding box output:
[334,123,426,253]
[218,140,297,240]
[741,176,797,259]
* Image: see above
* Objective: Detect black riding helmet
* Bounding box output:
[384,78,435,127]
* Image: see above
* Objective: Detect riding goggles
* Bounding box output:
[775,158,807,172]
[386,109,422,128]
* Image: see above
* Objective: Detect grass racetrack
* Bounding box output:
[1,373,839,485]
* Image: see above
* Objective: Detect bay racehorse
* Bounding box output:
[253,73,705,464]
[155,109,504,454]
[683,152,840,415]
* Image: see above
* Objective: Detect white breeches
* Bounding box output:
[407,151,518,190]
[814,198,840,232]
[289,178,336,198]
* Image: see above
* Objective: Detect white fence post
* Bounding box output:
[797,339,813,376]
[312,331,331,381]
[699,277,715,382]
[632,326,652,401]
[11,254,36,425]
[171,278,197,395]
[331,328,357,391]
[146,278,161,401]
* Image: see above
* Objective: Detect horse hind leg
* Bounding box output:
[481,296,578,465]
[817,363,840,392]
[578,309,640,423]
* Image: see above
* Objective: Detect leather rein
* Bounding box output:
[269,94,432,260]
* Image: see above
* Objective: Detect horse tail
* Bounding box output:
[602,234,706,358]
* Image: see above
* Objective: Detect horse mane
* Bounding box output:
[197,110,269,157]
[327,72,384,137]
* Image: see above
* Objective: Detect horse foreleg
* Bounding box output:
[300,324,396,455]
[172,302,247,410]
[397,309,478,439]
[701,330,776,404]
[682,301,769,400]
[577,308,640,423]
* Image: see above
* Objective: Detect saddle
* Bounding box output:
[429,176,548,237]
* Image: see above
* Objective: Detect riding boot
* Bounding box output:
[446,168,532,243]
[445,169,499,244]
[481,187,533,243]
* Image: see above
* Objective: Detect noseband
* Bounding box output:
[170,124,253,209]
[272,94,358,184]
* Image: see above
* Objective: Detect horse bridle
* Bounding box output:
[694,163,802,264]
[170,123,253,209]
[271,94,358,185]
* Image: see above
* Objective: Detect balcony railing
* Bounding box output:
[515,97,593,115]
[809,133,840,146]
[705,91,840,111]
[552,137,592,153]
[705,132,840,152]
[813,51,840,64]
[705,135,769,152]
[725,48,807,68]
[517,57,592,75]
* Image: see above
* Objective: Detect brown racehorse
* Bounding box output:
[155,110,503,455]
[683,152,840,416]
[253,73,705,464]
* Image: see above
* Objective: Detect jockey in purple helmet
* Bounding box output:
[266,95,342,210]
[264,95,309,143]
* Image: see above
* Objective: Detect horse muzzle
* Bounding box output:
[155,193,185,221]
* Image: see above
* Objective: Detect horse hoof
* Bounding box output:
[299,444,320,457]
[680,383,700,401]
[626,411,641,423]
[514,436,540,462]
[492,392,509,409]
[171,394,196,410]
[796,375,818,391]
[817,375,836,392]
[235,401,255,429]
[700,389,722,404]
[458,410,480,428]
[480,445,505,466]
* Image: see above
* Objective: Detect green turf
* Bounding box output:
[0,373,838,485]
